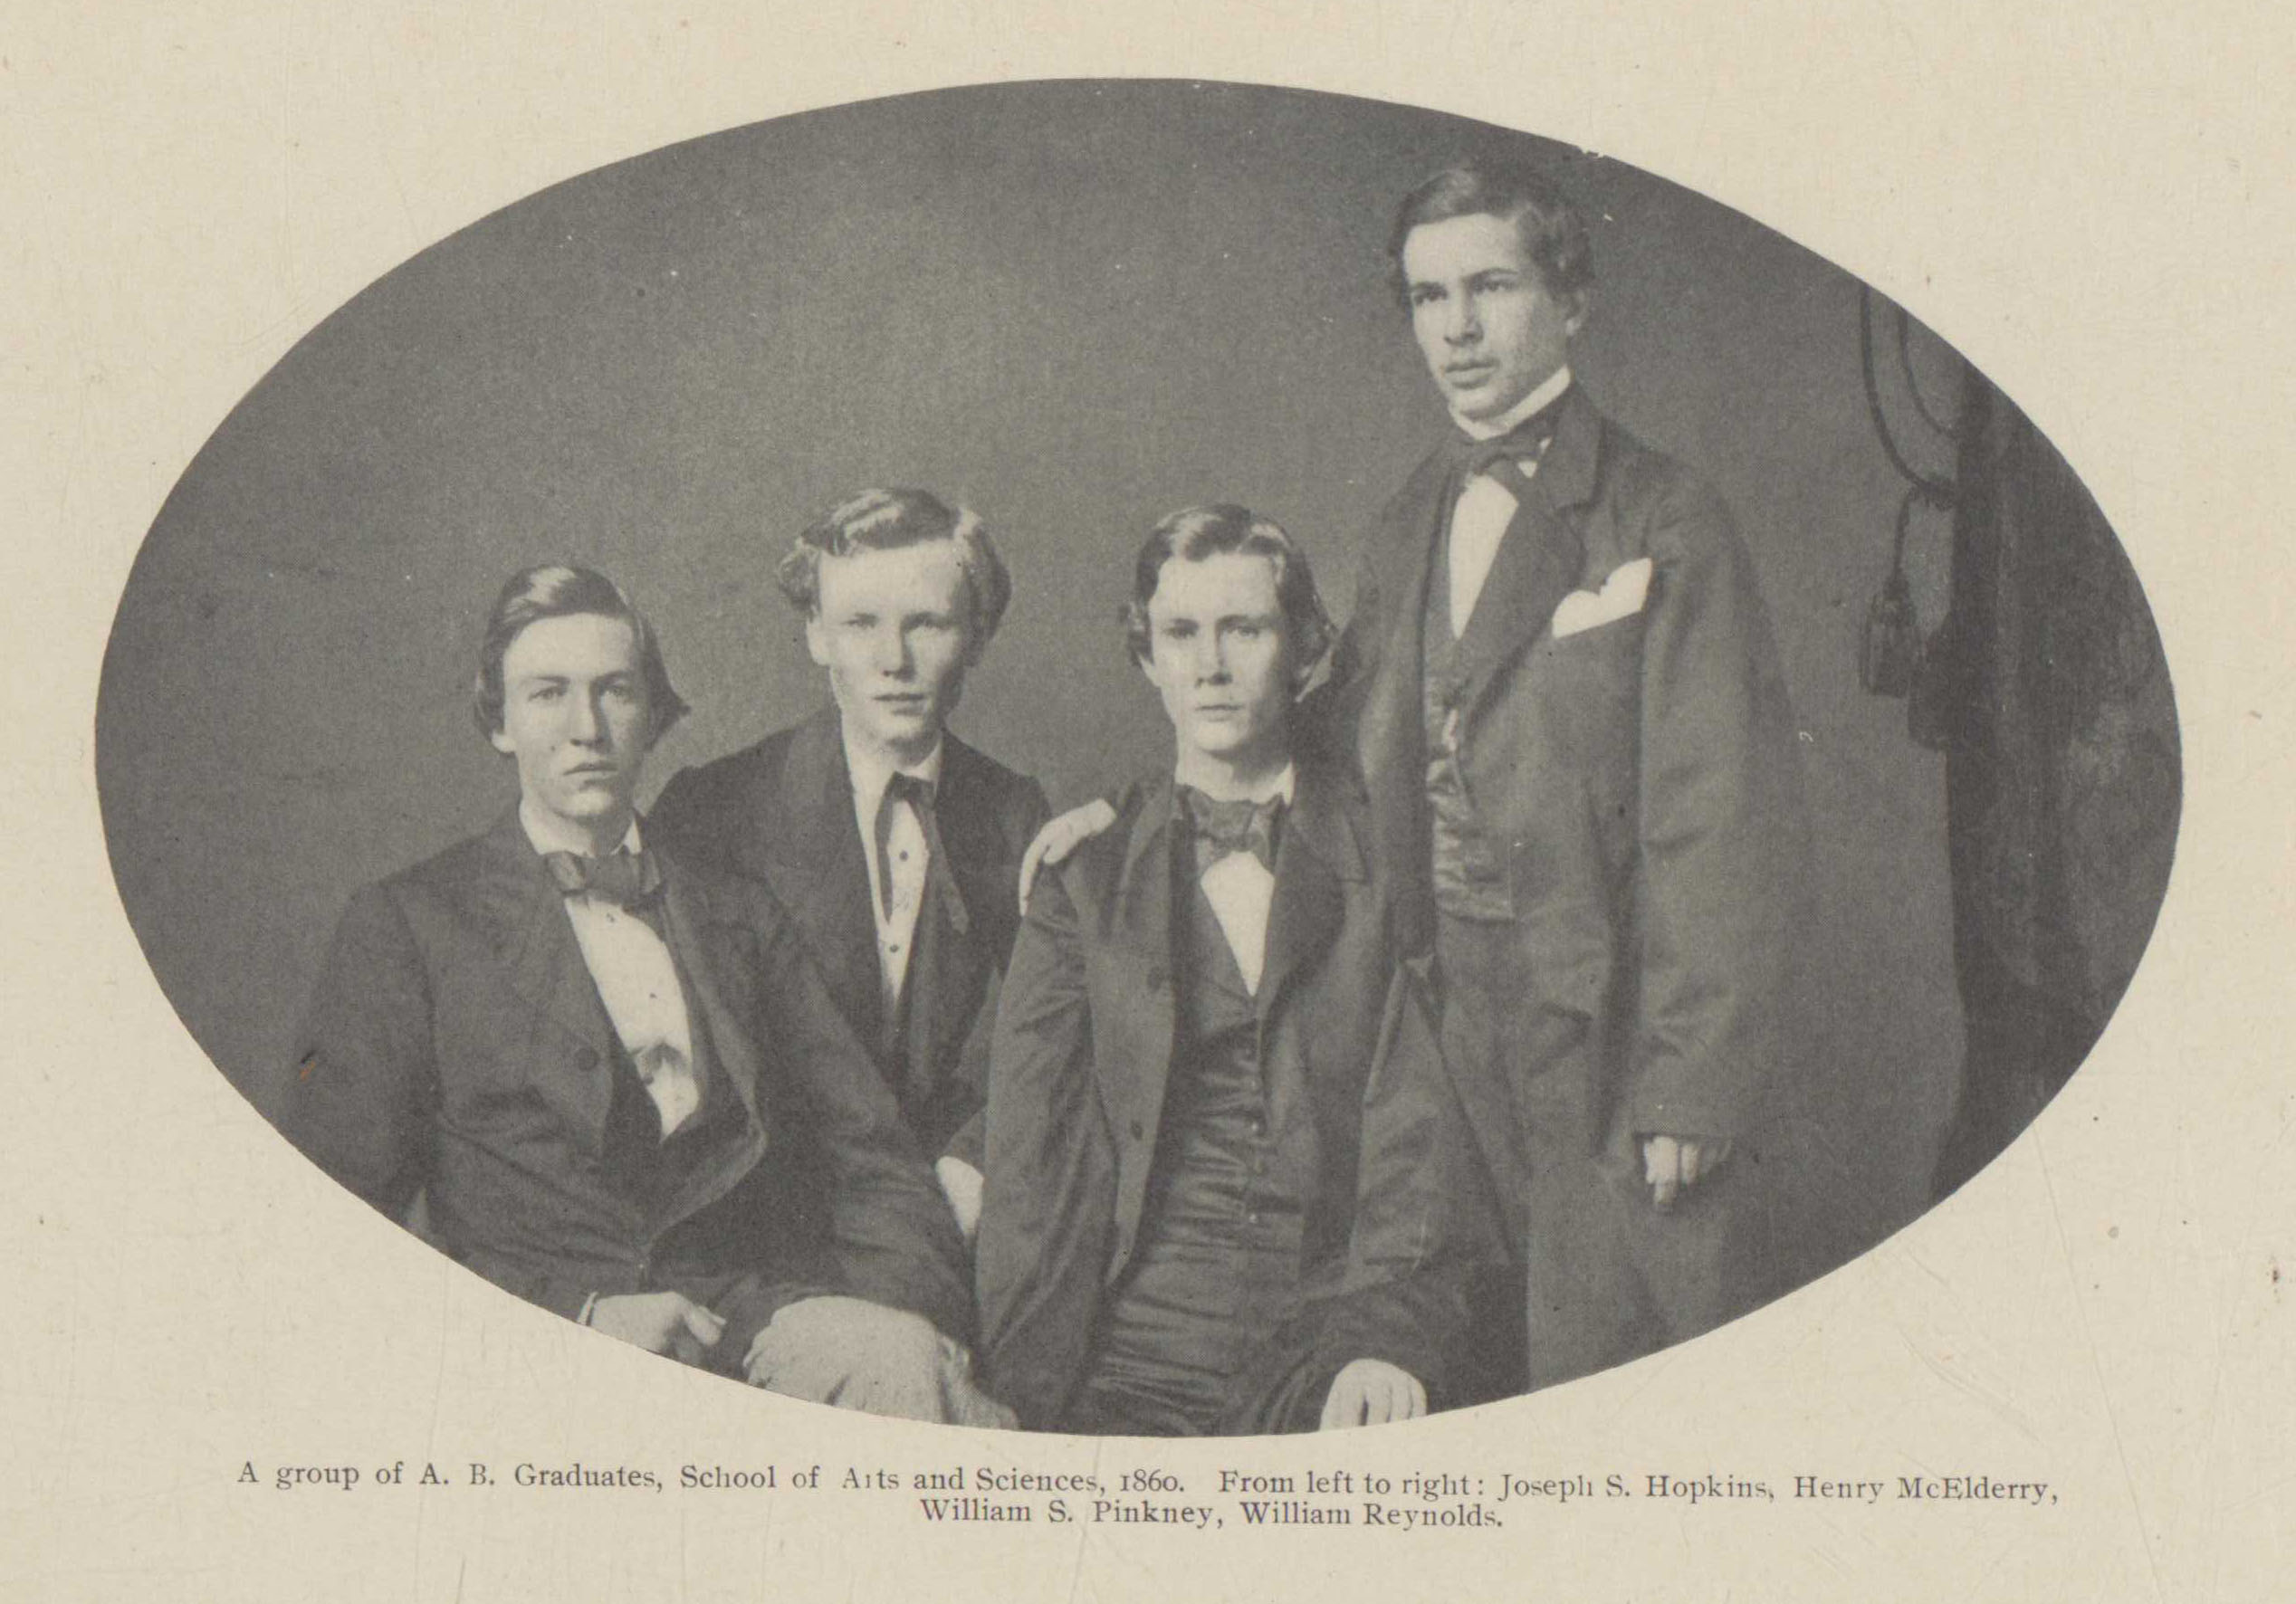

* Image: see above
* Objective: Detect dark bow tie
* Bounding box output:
[1449,389,1568,495]
[542,846,661,909]
[879,770,970,935]
[1178,786,1285,874]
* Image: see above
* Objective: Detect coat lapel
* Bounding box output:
[911,733,1003,1063]
[761,709,885,1045]
[1354,452,1449,801]
[931,734,1011,924]
[1448,386,1602,713]
[469,807,618,1150]
[1105,778,1180,1242]
[650,857,771,1227]
[1256,764,1363,1023]
[656,862,766,1129]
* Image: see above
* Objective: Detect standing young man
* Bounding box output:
[1024,158,1809,1395]
[1332,157,1807,1389]
[282,565,982,1418]
[979,507,1496,1435]
[651,490,1048,1244]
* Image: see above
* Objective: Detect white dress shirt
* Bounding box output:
[843,734,945,1025]
[519,802,702,1139]
[1191,764,1296,997]
[1447,363,1574,635]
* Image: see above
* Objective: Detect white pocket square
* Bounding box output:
[1549,557,1653,639]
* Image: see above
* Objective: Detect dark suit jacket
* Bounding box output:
[976,760,1498,1431]
[650,708,1048,1170]
[1331,383,1805,1236]
[277,809,974,1371]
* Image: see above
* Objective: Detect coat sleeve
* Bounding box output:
[446,1244,598,1324]
[1625,474,1807,1141]
[936,969,1001,1175]
[748,893,976,1346]
[277,883,437,1227]
[280,883,646,1326]
[1305,507,1393,766]
[974,863,1119,1430]
[940,775,1051,1173]
[1299,963,1505,1414]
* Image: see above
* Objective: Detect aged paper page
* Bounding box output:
[4,3,2289,1600]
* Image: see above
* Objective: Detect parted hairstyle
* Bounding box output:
[471,563,690,746]
[775,487,1012,651]
[1123,504,1336,688]
[1386,154,1595,307]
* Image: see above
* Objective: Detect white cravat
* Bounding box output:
[1190,765,1296,997]
[844,733,945,1024]
[1447,364,1574,635]
[519,803,702,1139]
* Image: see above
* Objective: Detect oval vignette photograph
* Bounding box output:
[93,79,2180,1436]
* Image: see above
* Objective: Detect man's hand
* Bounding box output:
[743,1295,948,1421]
[937,1339,1019,1431]
[588,1292,725,1365]
[1641,1134,1733,1210]
[1319,1358,1429,1429]
[1017,799,1117,914]
[934,1155,985,1244]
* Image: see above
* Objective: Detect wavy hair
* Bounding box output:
[1122,503,1335,689]
[470,564,688,745]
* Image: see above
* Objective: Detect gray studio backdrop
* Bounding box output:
[98,81,2080,1289]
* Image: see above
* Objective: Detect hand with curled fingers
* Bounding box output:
[1319,1358,1429,1430]
[744,1295,1014,1427]
[1641,1133,1734,1209]
[933,1155,984,1244]
[1016,798,1117,914]
[588,1292,725,1366]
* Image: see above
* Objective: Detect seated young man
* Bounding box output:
[280,564,997,1422]
[976,507,1499,1435]
[650,489,1048,1246]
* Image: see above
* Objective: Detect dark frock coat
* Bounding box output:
[650,707,1048,1170]
[1328,384,1809,1389]
[977,760,1501,1431]
[280,809,975,1371]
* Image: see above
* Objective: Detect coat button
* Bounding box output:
[1144,967,1168,992]
[1129,1120,1145,1141]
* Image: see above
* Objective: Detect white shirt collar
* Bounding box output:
[1451,363,1574,443]
[842,727,946,818]
[518,798,643,861]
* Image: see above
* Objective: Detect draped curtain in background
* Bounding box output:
[1917,377,2182,1199]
